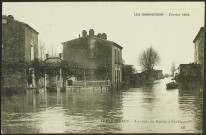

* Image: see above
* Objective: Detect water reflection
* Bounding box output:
[1,78,203,133]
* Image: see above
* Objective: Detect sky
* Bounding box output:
[2,2,205,74]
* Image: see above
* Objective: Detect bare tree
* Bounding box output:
[170,62,176,77]
[39,40,46,61]
[138,46,161,72]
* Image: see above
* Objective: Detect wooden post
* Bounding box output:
[32,69,36,88]
[84,68,86,87]
[60,68,62,85]
[44,73,47,91]
[56,74,58,91]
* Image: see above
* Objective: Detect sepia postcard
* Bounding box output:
[1,1,205,134]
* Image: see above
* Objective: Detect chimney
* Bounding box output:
[89,29,94,36]
[102,33,107,40]
[46,54,49,59]
[82,30,87,37]
[59,53,63,59]
[8,15,14,20]
[97,33,102,38]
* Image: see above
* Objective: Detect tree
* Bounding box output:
[39,40,46,61]
[170,62,176,77]
[138,46,161,72]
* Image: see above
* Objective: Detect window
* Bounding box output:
[115,48,117,64]
[117,70,119,83]
[115,70,117,82]
[118,50,120,64]
[31,43,34,61]
[119,70,121,82]
[2,19,7,24]
[114,69,121,83]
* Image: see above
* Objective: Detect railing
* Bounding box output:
[71,80,111,87]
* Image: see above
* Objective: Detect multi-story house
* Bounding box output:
[193,27,205,77]
[193,27,204,65]
[2,15,39,92]
[62,29,123,89]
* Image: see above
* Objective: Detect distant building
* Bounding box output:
[193,27,204,65]
[62,29,123,89]
[152,70,164,80]
[2,15,39,92]
[141,69,164,81]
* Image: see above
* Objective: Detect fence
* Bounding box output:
[69,80,111,87]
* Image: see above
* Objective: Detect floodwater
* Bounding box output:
[1,77,203,133]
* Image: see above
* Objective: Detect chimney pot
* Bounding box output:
[46,54,49,59]
[89,29,94,36]
[59,53,63,59]
[8,15,14,20]
[82,30,87,37]
[97,33,102,38]
[102,33,107,40]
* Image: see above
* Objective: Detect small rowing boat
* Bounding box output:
[166,82,178,89]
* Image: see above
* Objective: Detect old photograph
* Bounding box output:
[1,1,205,133]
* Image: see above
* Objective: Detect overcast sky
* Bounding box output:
[2,2,204,74]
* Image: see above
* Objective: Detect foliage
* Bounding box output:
[138,46,161,72]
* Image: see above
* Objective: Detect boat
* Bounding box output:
[166,82,178,89]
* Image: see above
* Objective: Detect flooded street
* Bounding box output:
[1,77,203,133]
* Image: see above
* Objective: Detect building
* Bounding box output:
[174,27,204,84]
[141,69,164,81]
[193,27,204,65]
[2,15,39,92]
[175,64,203,83]
[62,29,123,89]
[193,27,204,77]
[152,70,164,80]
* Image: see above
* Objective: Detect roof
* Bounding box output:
[44,57,62,64]
[193,27,204,43]
[2,15,39,34]
[62,35,123,49]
